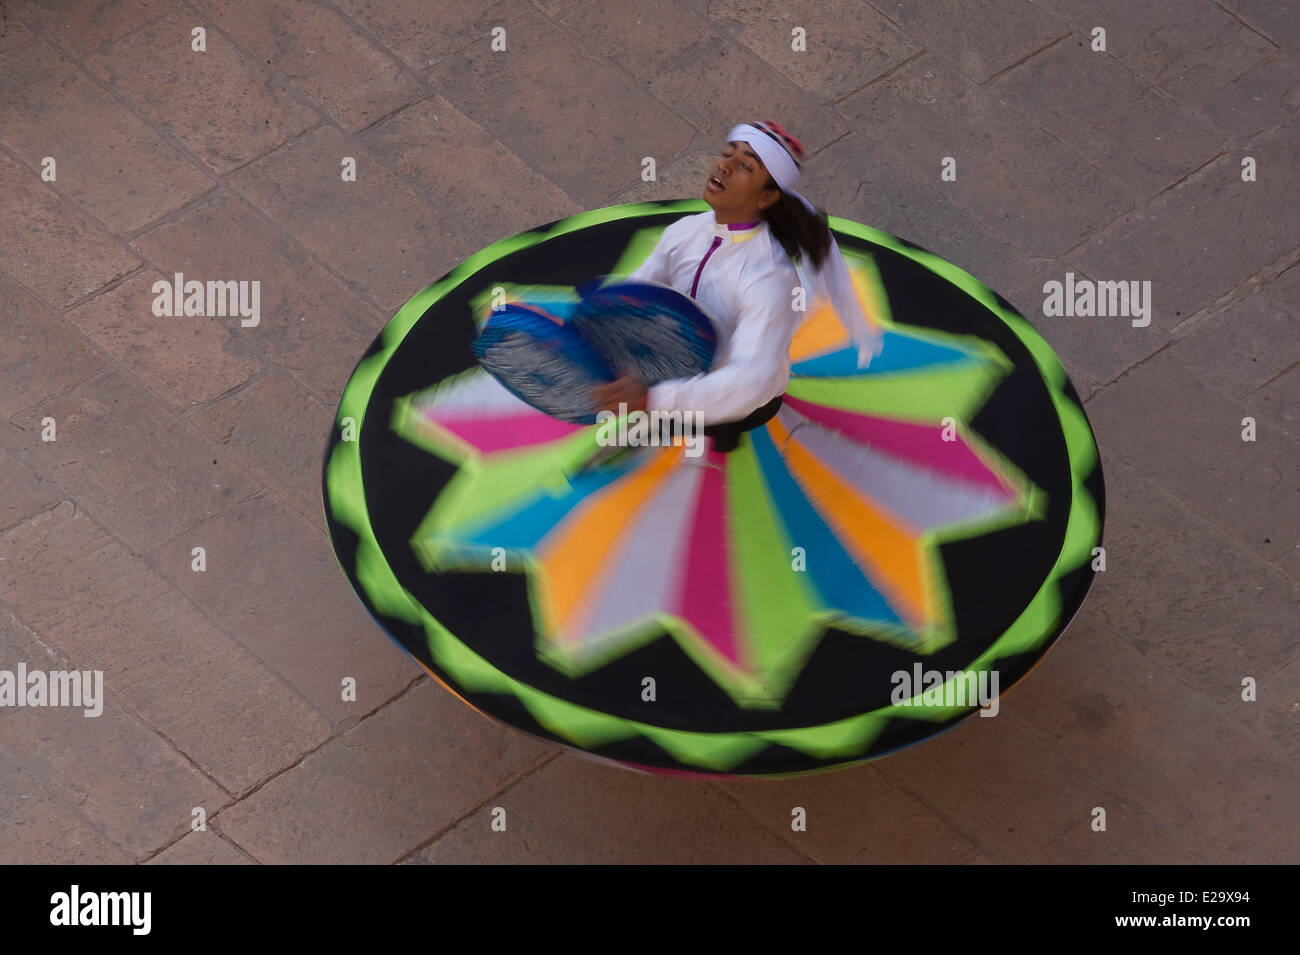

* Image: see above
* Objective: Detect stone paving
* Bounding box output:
[0,0,1295,864]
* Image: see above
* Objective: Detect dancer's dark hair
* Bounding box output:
[747,120,832,269]
[762,183,832,270]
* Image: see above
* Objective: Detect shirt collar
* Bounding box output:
[710,216,765,243]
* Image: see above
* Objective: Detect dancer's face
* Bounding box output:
[705,140,780,223]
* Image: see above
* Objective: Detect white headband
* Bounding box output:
[725,122,823,221]
[724,122,883,370]
[726,123,801,193]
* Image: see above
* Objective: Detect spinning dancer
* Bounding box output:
[327,115,1105,776]
[594,120,882,451]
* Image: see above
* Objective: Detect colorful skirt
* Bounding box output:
[323,200,1104,777]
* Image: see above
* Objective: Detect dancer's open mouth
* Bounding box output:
[707,174,726,192]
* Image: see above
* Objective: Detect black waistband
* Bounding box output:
[703,393,784,434]
[702,394,784,452]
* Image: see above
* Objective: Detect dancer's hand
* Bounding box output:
[592,375,648,414]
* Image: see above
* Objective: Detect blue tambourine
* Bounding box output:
[573,278,718,385]
[471,304,615,424]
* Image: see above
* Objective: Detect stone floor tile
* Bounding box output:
[866,0,1069,84]
[333,0,535,70]
[0,275,106,419]
[839,54,1137,258]
[417,754,810,864]
[184,368,333,532]
[18,0,176,56]
[0,748,132,864]
[1002,620,1300,863]
[0,606,228,857]
[433,9,700,206]
[1086,352,1300,560]
[990,37,1225,199]
[147,830,255,864]
[0,502,331,794]
[705,0,920,101]
[716,764,980,863]
[156,494,418,725]
[1201,55,1300,138]
[1081,458,1299,702]
[62,269,262,409]
[1172,264,1300,399]
[228,126,447,312]
[194,0,424,131]
[0,38,213,233]
[130,190,385,405]
[0,369,256,552]
[358,97,580,263]
[1071,125,1300,328]
[217,680,553,863]
[85,9,319,174]
[1044,0,1275,105]
[0,154,140,309]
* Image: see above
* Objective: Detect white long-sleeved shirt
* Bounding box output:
[627,211,803,426]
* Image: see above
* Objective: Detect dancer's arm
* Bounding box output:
[645,269,799,425]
